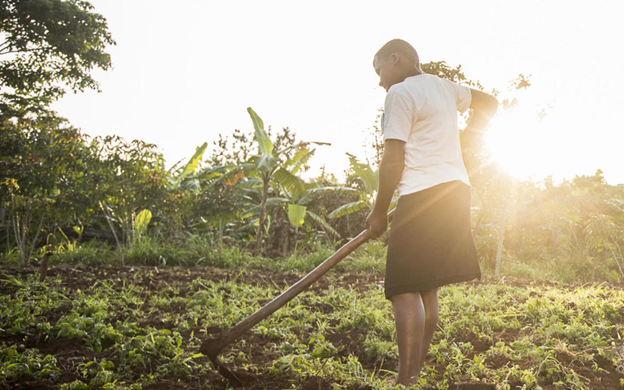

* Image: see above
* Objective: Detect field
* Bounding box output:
[3,2,624,389]
[1,254,624,390]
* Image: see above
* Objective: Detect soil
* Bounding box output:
[1,263,622,389]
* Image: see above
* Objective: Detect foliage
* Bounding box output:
[0,115,95,262]
[3,108,624,282]
[0,117,171,262]
[1,264,623,388]
[328,153,380,219]
[90,135,169,243]
[484,170,624,283]
[201,108,337,254]
[0,0,115,118]
[0,344,60,384]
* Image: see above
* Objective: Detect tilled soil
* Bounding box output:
[1,263,622,389]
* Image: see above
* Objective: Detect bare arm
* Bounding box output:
[461,89,499,148]
[366,139,405,239]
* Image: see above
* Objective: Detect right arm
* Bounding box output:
[461,89,498,149]
[365,139,405,239]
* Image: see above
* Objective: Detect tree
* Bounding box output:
[201,121,341,252]
[0,114,173,261]
[0,115,95,262]
[0,0,115,117]
[88,135,169,245]
[205,108,333,253]
[244,108,318,252]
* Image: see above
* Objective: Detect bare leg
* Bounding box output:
[391,288,439,386]
[391,292,425,385]
[420,288,439,365]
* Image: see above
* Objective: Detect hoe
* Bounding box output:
[200,209,395,385]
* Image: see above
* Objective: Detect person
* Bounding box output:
[365,39,498,386]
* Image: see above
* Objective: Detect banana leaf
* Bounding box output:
[248,107,273,156]
[306,211,340,238]
[178,142,207,180]
[328,200,369,219]
[347,153,378,194]
[236,177,264,189]
[242,198,289,218]
[289,149,316,175]
[249,155,278,174]
[306,186,357,195]
[134,209,152,237]
[273,167,305,198]
[287,204,307,228]
[195,165,232,181]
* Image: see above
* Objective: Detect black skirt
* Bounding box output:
[384,180,480,299]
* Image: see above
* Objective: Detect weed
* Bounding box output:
[52,240,112,264]
[0,344,60,385]
[279,242,335,272]
[123,236,192,266]
[0,248,21,264]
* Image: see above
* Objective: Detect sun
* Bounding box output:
[484,104,556,181]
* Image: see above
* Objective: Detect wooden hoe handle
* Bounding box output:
[200,208,395,361]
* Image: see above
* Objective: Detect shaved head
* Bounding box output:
[375,39,420,68]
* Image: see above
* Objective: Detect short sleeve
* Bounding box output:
[382,88,414,142]
[445,79,472,113]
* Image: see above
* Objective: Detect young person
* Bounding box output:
[365,39,498,386]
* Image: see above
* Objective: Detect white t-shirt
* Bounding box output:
[381,73,472,196]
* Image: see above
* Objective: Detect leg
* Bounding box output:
[391,288,439,386]
[391,292,425,385]
[419,288,439,364]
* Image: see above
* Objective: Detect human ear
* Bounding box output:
[390,53,400,65]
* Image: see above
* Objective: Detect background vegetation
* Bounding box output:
[2,67,623,285]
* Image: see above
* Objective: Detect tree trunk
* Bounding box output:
[494,186,510,276]
[218,218,223,244]
[255,175,270,252]
[282,229,289,256]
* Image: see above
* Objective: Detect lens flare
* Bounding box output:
[484,104,556,180]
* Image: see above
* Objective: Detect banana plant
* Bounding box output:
[328,153,379,219]
[239,181,342,241]
[242,107,331,252]
[326,153,401,220]
[283,182,341,238]
[167,142,208,191]
[193,108,335,250]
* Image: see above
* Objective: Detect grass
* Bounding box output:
[0,235,391,275]
[2,231,622,286]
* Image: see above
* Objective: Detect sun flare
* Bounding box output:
[484,104,557,181]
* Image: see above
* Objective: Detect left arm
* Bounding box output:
[365,139,405,239]
[461,89,498,148]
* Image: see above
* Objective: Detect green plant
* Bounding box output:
[328,153,380,219]
[0,344,60,385]
[0,0,115,117]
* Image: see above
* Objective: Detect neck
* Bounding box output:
[405,67,423,78]
[397,68,422,85]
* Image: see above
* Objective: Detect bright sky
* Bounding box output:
[52,0,624,184]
